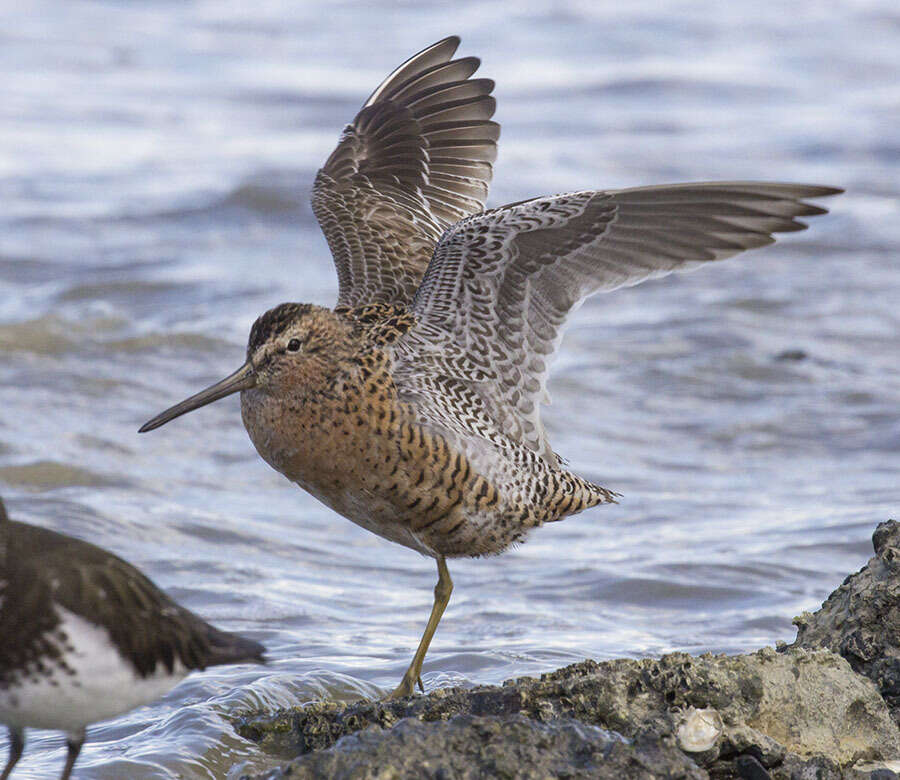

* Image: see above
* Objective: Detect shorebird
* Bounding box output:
[0,497,265,779]
[139,37,840,698]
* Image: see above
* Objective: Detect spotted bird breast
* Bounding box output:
[239,338,541,558]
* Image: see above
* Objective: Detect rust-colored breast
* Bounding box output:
[241,308,614,559]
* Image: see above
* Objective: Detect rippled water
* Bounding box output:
[2,1,898,777]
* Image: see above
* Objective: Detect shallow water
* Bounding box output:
[1,1,898,776]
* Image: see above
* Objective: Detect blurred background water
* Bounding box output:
[1,0,898,776]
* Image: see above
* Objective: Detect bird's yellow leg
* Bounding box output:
[389,555,453,699]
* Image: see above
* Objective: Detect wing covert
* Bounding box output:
[396,182,841,461]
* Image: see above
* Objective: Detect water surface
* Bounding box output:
[1,1,898,777]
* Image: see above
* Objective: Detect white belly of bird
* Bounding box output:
[0,606,189,734]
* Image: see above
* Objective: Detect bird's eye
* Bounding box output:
[287,338,302,352]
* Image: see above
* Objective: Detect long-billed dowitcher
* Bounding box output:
[139,36,840,698]
[0,497,265,779]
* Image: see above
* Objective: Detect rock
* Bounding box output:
[244,714,706,780]
[237,648,897,778]
[721,724,785,768]
[846,762,900,780]
[733,754,772,780]
[235,520,900,778]
[791,520,900,725]
[777,752,843,780]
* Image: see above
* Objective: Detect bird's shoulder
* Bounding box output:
[337,302,418,349]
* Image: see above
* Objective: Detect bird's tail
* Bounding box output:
[546,470,620,523]
[203,623,267,667]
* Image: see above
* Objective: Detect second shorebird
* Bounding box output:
[0,498,265,779]
[140,37,840,698]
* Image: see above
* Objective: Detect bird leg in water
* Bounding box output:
[1,728,24,780]
[59,731,84,780]
[390,555,453,699]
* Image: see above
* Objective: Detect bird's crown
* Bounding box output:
[247,303,314,355]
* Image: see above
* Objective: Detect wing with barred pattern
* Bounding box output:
[394,182,841,462]
[312,36,498,308]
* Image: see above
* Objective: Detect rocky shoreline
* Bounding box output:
[235,521,900,779]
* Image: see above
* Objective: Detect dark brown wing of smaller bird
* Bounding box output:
[0,521,265,680]
[312,36,499,308]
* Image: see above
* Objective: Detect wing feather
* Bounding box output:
[312,37,498,308]
[396,182,841,462]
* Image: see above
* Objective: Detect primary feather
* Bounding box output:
[312,36,499,309]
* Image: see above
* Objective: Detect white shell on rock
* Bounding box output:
[676,707,724,753]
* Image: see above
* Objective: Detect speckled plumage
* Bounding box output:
[140,36,840,698]
[239,302,615,560]
[312,36,498,309]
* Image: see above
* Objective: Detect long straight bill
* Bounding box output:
[138,362,256,433]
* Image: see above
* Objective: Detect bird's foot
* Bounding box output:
[387,672,424,700]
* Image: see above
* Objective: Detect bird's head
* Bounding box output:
[139,303,350,433]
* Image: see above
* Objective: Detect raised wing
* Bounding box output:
[313,36,499,309]
[396,182,841,462]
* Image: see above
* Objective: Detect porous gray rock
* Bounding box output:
[791,519,900,725]
[237,648,897,778]
[246,714,706,780]
[236,521,900,779]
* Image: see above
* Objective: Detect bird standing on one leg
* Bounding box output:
[0,497,265,779]
[139,36,840,699]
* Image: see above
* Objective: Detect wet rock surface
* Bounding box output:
[236,523,900,779]
[245,715,706,780]
[791,519,900,725]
